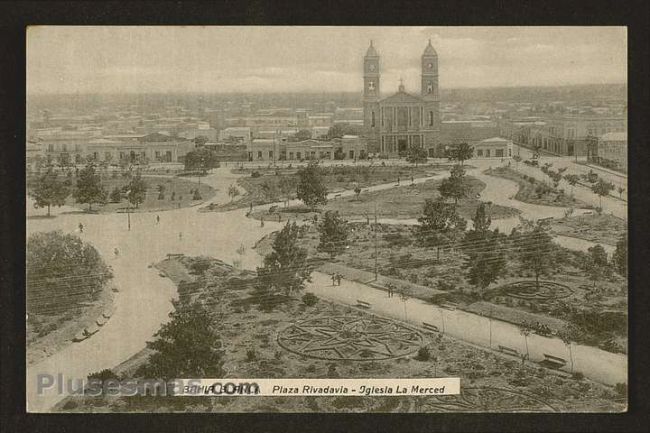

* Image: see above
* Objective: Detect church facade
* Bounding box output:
[363,40,440,157]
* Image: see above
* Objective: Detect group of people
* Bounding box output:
[330,273,343,286]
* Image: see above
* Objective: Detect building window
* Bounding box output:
[257,151,262,159]
[371,111,375,127]
[296,152,301,160]
[269,150,273,159]
[428,111,434,126]
[477,149,483,156]
[495,149,504,157]
[485,150,490,157]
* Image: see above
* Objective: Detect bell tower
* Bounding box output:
[421,39,438,100]
[363,41,380,144]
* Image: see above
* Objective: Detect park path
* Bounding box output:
[306,271,627,387]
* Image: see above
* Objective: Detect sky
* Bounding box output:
[27,26,627,95]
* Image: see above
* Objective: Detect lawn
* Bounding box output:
[65,174,216,213]
[551,214,627,246]
[54,255,625,413]
[485,166,591,208]
[205,163,461,212]
[249,176,519,222]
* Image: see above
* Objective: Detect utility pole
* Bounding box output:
[374,202,378,281]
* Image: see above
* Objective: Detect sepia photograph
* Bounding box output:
[24,26,628,414]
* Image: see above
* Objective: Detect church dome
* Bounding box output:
[365,40,379,57]
[423,39,437,56]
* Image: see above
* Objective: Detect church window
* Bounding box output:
[427,82,433,94]
[428,111,434,126]
[371,111,375,127]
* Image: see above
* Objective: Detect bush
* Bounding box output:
[193,189,202,200]
[572,372,585,381]
[614,382,627,398]
[246,349,257,362]
[415,346,431,361]
[251,171,261,178]
[302,292,319,306]
[87,369,120,382]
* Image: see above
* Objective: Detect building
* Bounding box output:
[589,132,627,171]
[363,40,440,157]
[339,135,367,160]
[500,115,626,157]
[286,140,334,161]
[248,139,280,162]
[473,137,513,159]
[219,127,252,144]
[311,126,331,140]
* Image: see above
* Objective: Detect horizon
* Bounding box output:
[27,26,627,95]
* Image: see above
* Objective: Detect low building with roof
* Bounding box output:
[473,137,513,159]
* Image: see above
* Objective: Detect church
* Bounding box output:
[363,40,440,157]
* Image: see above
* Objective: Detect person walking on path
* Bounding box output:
[331,273,337,286]
[156,215,160,224]
[178,232,183,240]
[336,273,342,286]
[114,247,119,258]
[397,176,400,186]
[260,215,264,227]
[78,222,84,233]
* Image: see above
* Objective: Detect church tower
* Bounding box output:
[363,41,380,150]
[421,39,440,149]
[421,39,438,100]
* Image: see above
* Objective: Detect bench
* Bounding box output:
[356,300,372,310]
[440,302,458,311]
[498,345,519,357]
[334,194,342,200]
[542,353,567,369]
[166,253,184,259]
[422,322,440,333]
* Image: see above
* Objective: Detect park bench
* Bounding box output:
[422,322,440,333]
[166,253,184,259]
[498,345,519,357]
[542,353,567,369]
[356,300,372,310]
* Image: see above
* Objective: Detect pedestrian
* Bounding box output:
[411,175,414,184]
[260,216,264,227]
[397,176,400,185]
[336,273,342,286]
[331,273,336,286]
[179,232,183,240]
[156,215,160,224]
[114,247,119,258]
[78,222,84,233]
[278,213,281,222]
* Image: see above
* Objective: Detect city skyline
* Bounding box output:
[27,26,627,95]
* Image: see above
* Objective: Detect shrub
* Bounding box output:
[87,368,120,382]
[614,382,627,398]
[246,349,257,361]
[572,371,585,381]
[415,346,431,361]
[251,171,261,178]
[302,293,319,306]
[193,189,202,200]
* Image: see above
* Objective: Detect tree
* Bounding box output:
[256,222,311,308]
[109,187,122,203]
[585,244,609,288]
[184,147,220,173]
[439,165,467,205]
[289,129,313,142]
[73,164,107,211]
[137,301,224,380]
[417,198,467,258]
[228,184,240,202]
[452,142,474,165]
[29,169,71,216]
[278,176,294,207]
[406,144,428,166]
[194,135,209,147]
[317,210,349,258]
[591,179,615,208]
[327,123,362,139]
[57,152,71,168]
[471,202,492,234]
[27,230,112,314]
[564,174,580,197]
[464,231,507,297]
[296,161,328,210]
[126,172,148,208]
[612,235,627,277]
[517,225,556,290]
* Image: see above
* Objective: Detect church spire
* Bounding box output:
[365,40,379,57]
